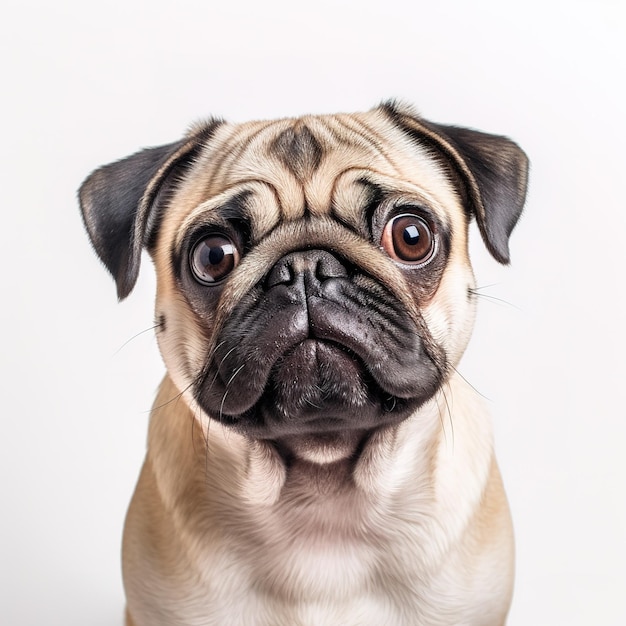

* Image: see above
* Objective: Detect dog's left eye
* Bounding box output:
[381,214,435,265]
[190,235,240,285]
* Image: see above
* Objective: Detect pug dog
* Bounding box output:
[79,101,528,626]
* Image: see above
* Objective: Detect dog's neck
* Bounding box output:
[147,376,455,511]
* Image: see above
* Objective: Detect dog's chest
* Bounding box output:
[192,485,437,625]
[199,522,404,625]
[188,516,469,626]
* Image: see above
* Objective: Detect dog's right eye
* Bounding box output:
[190,235,240,285]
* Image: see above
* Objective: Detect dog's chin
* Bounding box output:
[274,430,370,464]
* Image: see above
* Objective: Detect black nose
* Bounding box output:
[266,250,348,293]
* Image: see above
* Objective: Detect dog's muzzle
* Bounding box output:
[195,248,442,439]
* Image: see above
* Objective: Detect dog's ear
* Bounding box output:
[79,121,222,299]
[381,102,529,263]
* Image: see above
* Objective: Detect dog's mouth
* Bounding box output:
[195,330,437,448]
[245,337,409,436]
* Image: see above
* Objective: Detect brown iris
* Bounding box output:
[381,214,435,264]
[190,235,240,284]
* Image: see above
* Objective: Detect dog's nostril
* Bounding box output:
[266,260,293,288]
[314,253,348,281]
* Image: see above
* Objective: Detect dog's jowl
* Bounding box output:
[80,102,528,626]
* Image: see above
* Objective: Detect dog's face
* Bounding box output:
[80,102,527,460]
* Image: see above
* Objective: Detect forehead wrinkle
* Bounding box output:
[329,167,459,232]
[367,113,461,204]
[242,181,283,241]
[173,181,282,249]
[269,121,324,182]
[303,152,400,217]
[319,114,402,175]
[174,193,232,249]
[341,114,405,175]
[241,116,374,219]
[202,114,393,220]
[190,123,254,198]
[245,160,306,221]
[215,122,308,220]
[206,120,287,196]
[296,115,351,147]
[189,111,457,230]
[327,168,379,230]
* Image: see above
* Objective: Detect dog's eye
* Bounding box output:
[381,214,435,265]
[190,235,240,285]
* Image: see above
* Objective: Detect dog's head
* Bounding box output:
[80,102,527,460]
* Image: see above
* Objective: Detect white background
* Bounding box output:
[1,1,624,624]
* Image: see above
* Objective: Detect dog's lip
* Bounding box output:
[202,336,412,440]
[209,294,426,408]
[209,333,377,418]
[199,327,431,426]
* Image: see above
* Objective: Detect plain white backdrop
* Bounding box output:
[1,1,624,624]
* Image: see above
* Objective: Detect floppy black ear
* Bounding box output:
[78,121,222,299]
[381,102,529,263]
